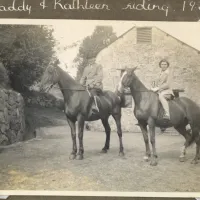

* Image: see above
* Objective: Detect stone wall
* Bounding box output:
[0,89,25,145]
[87,26,200,132]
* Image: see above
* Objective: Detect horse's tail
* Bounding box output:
[187,129,196,147]
[179,97,200,126]
[179,97,200,146]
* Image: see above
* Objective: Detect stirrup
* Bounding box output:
[163,114,170,122]
[86,87,92,97]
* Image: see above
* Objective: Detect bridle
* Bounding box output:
[119,75,152,93]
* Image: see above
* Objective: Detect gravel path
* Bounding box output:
[0,125,199,192]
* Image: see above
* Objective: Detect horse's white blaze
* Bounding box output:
[117,71,127,93]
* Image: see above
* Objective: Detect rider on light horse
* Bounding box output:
[80,53,103,113]
[151,59,174,120]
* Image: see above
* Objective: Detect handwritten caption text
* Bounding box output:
[0,0,199,17]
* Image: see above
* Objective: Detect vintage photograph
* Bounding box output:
[0,20,200,193]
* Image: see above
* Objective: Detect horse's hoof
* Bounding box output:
[143,156,150,162]
[150,160,158,166]
[76,154,84,160]
[101,149,107,154]
[69,154,76,160]
[191,159,198,164]
[179,156,185,162]
[119,152,125,157]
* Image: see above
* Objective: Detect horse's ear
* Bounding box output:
[126,67,132,75]
[133,66,138,71]
[55,59,60,65]
[124,66,129,71]
[128,67,135,74]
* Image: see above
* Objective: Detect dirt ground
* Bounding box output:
[0,108,199,192]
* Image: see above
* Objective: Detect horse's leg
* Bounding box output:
[66,117,77,160]
[198,136,200,160]
[101,118,111,153]
[148,118,158,166]
[175,126,193,162]
[191,141,200,164]
[191,128,200,164]
[138,120,151,162]
[76,114,85,160]
[112,114,124,157]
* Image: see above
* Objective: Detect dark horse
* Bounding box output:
[117,67,200,166]
[40,61,125,160]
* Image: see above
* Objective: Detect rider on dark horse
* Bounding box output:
[151,59,174,121]
[80,53,103,113]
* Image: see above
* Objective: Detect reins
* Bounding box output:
[53,86,151,93]
[53,86,86,91]
[52,85,92,97]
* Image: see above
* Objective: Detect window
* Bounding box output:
[136,27,152,44]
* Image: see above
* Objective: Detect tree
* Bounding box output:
[0,25,55,93]
[75,26,117,81]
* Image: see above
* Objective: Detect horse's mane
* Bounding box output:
[131,72,149,92]
[56,66,85,89]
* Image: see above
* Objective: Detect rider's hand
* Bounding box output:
[151,87,159,92]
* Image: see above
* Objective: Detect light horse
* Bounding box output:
[40,61,125,160]
[117,67,200,166]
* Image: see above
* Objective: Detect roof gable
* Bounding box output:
[97,26,200,56]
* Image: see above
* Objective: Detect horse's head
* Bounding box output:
[117,66,138,93]
[40,59,60,92]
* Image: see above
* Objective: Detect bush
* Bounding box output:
[0,25,56,93]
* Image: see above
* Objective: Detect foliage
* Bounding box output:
[75,26,117,81]
[0,25,55,93]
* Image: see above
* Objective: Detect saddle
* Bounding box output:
[162,94,174,101]
[158,89,184,103]
[86,87,102,96]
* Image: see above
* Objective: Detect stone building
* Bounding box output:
[90,26,200,132]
